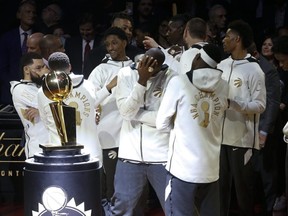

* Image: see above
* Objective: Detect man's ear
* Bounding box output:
[23,65,30,76]
[123,40,128,48]
[235,35,240,43]
[183,26,188,40]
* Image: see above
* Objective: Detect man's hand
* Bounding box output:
[280,103,286,111]
[106,76,117,93]
[168,45,182,57]
[259,133,267,149]
[143,36,159,50]
[25,107,39,123]
[137,55,158,86]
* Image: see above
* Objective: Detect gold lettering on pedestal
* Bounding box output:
[0,170,24,177]
[0,132,25,159]
[0,132,4,141]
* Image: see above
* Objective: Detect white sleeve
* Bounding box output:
[12,84,38,108]
[133,109,158,127]
[115,69,146,120]
[88,66,112,108]
[161,47,180,73]
[229,68,266,114]
[156,76,179,131]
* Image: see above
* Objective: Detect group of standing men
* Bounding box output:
[4,1,288,216]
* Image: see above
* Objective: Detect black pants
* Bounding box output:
[252,134,278,213]
[220,145,255,216]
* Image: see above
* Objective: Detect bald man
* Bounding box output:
[27,32,44,54]
[39,34,65,66]
[110,48,176,215]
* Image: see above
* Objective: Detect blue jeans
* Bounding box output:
[110,160,167,216]
[165,173,220,216]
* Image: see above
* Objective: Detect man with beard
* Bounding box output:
[10,52,50,158]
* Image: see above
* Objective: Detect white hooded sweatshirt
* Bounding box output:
[88,57,133,150]
[156,68,228,183]
[10,80,49,158]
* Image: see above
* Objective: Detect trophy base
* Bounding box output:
[36,143,88,164]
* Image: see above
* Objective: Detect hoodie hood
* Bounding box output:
[191,68,223,92]
[227,53,258,66]
[69,72,84,87]
[10,80,35,94]
[101,55,132,68]
[10,81,21,93]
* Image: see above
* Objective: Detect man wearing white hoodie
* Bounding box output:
[88,27,133,203]
[10,52,50,158]
[217,20,266,216]
[37,52,102,162]
[179,17,208,74]
[156,44,228,216]
[111,47,176,215]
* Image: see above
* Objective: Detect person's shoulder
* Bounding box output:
[64,35,82,49]
[2,27,19,36]
[165,74,184,89]
[10,80,22,94]
[65,35,82,43]
[0,28,19,42]
[82,79,96,92]
[118,65,135,77]
[181,48,199,59]
[71,78,95,96]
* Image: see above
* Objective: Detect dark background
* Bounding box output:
[0,0,127,36]
[0,0,287,50]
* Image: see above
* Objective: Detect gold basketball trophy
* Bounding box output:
[40,70,83,151]
[24,70,102,216]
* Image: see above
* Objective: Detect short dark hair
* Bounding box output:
[111,12,133,26]
[170,13,191,26]
[272,36,288,55]
[103,27,128,43]
[48,52,70,71]
[145,47,165,65]
[228,20,253,49]
[78,12,96,27]
[19,52,42,73]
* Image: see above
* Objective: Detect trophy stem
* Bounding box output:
[49,102,77,146]
[57,103,68,143]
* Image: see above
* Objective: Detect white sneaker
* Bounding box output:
[273,195,287,211]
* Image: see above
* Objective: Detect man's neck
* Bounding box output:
[20,23,32,32]
[23,76,32,82]
[231,48,247,60]
[187,38,204,48]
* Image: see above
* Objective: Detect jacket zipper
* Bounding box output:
[221,60,234,144]
[140,91,147,162]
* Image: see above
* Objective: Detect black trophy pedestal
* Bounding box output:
[24,147,102,216]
